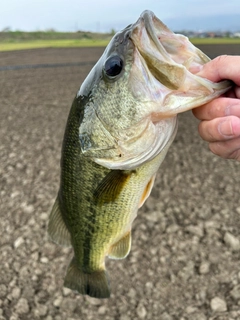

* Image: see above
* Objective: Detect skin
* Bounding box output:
[192,55,240,161]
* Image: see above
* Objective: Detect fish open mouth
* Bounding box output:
[130,10,231,117]
[87,11,231,171]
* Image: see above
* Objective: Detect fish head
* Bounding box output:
[78,10,231,170]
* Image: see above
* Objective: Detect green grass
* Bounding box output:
[0,32,240,51]
[0,39,110,51]
[190,37,240,44]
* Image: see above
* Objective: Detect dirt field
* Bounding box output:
[1,45,240,320]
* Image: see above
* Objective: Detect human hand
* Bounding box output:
[192,55,240,160]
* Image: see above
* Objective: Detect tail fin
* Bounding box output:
[64,257,110,299]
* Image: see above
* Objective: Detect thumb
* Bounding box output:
[195,55,240,86]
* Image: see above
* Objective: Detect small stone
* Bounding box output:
[166,224,179,233]
[31,252,39,261]
[178,261,195,281]
[11,288,21,300]
[15,298,29,314]
[196,289,207,302]
[13,237,24,249]
[62,287,72,296]
[186,306,197,314]
[61,298,77,312]
[145,282,153,289]
[53,297,62,308]
[230,285,240,300]
[186,225,204,237]
[0,285,7,298]
[86,296,101,305]
[120,316,131,320]
[40,257,49,264]
[128,288,136,298]
[36,304,48,317]
[224,232,240,251]
[210,297,227,312]
[11,191,20,198]
[40,213,48,220]
[193,313,207,320]
[98,305,106,315]
[9,152,16,158]
[28,218,36,226]
[22,204,34,214]
[161,312,173,320]
[136,302,147,319]
[199,262,210,274]
[35,268,43,276]
[236,207,240,214]
[31,275,38,281]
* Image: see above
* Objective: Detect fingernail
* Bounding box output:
[218,119,234,137]
[226,104,240,117]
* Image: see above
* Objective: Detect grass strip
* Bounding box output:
[0,37,240,52]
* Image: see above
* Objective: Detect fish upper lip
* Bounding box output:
[131,10,172,64]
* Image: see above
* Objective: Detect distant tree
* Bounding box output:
[2,27,11,32]
[45,28,56,32]
[110,28,116,35]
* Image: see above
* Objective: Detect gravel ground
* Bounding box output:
[1,46,240,320]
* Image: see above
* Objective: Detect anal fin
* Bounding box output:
[48,197,71,246]
[108,231,131,260]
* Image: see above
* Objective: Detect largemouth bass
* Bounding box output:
[48,10,231,298]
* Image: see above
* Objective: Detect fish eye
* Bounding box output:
[104,55,123,77]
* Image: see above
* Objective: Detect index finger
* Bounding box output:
[192,97,240,120]
[196,55,240,86]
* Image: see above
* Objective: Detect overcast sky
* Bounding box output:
[1,0,240,32]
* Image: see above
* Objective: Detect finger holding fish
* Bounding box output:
[194,55,240,86]
[192,55,240,159]
[197,115,240,142]
[209,137,240,160]
[193,97,240,120]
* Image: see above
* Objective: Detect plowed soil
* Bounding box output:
[1,45,240,320]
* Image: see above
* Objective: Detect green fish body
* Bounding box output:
[49,96,175,298]
[48,10,231,298]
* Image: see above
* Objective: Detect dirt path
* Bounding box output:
[1,46,240,320]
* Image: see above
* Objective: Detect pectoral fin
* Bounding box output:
[138,174,156,208]
[48,197,71,246]
[108,231,131,259]
[94,170,133,204]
